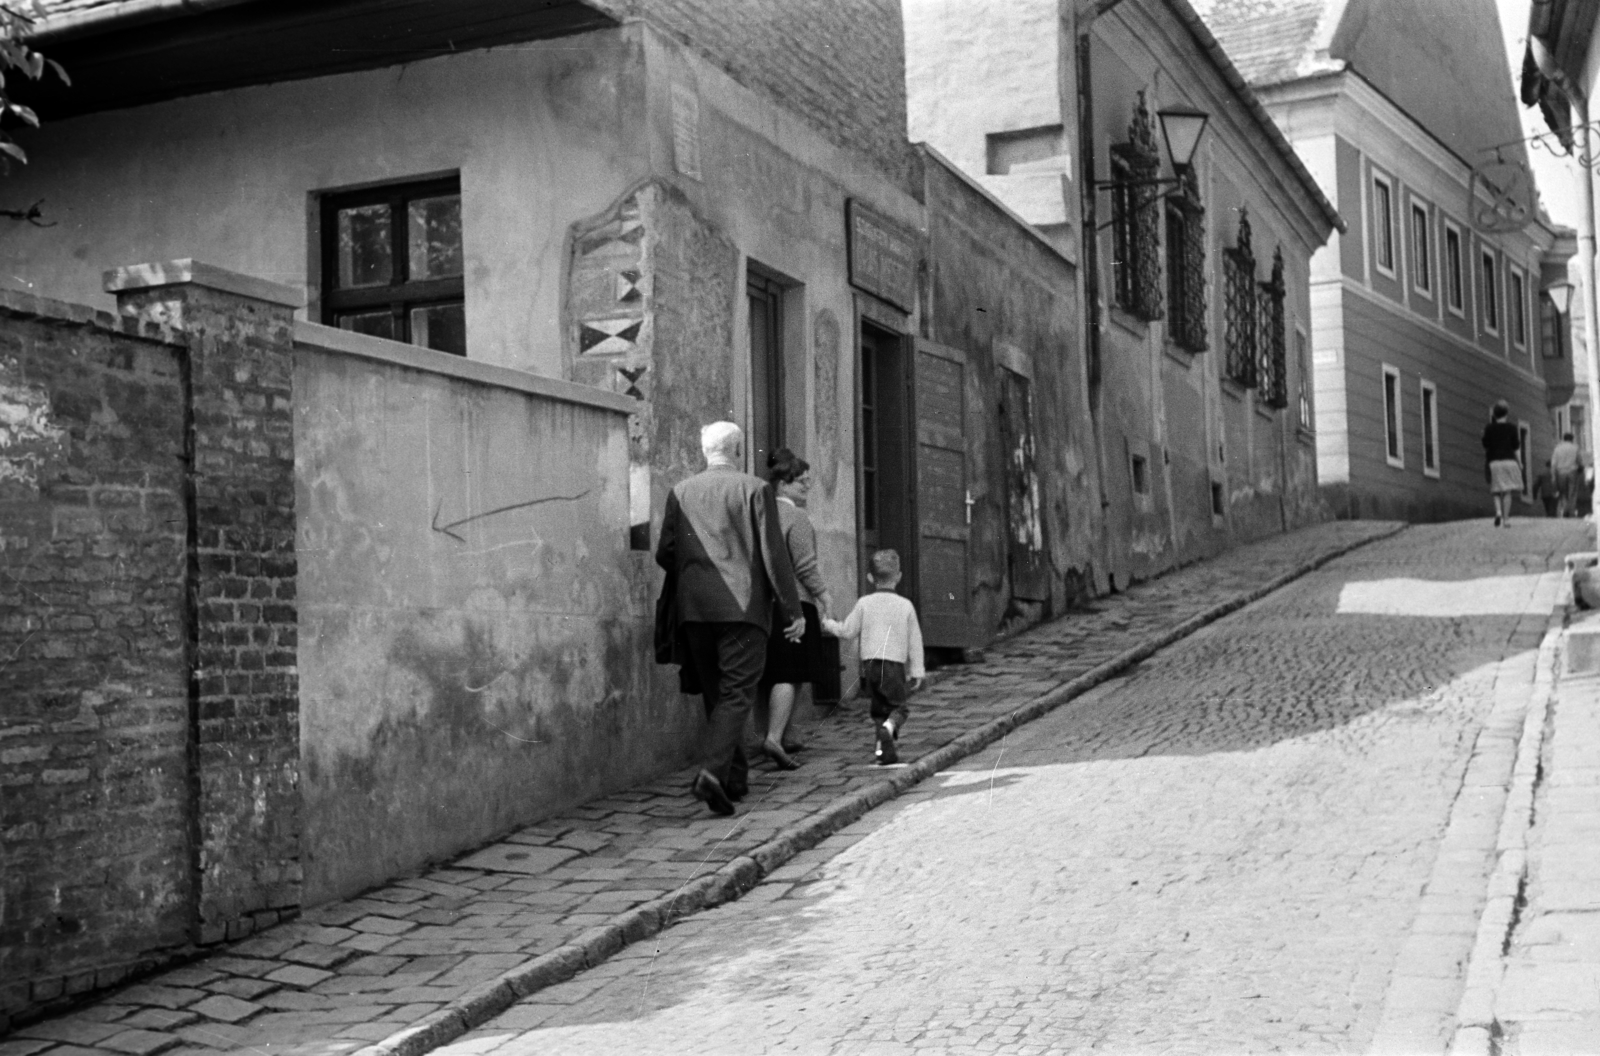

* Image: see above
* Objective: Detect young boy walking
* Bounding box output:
[823,549,925,765]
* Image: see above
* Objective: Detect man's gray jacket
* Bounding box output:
[656,464,802,633]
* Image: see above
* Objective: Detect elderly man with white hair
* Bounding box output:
[656,421,805,815]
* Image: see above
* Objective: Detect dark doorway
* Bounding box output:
[748,270,785,474]
[858,320,914,599]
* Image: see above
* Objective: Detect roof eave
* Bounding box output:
[1164,0,1347,236]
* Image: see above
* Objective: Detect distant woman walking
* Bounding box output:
[1482,400,1522,527]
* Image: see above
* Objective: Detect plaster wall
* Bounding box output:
[293,334,643,904]
[903,0,1066,177]
[922,156,1097,636]
[1087,6,1328,587]
[1,30,652,378]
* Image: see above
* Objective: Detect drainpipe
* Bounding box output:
[1535,42,1600,546]
[1076,0,1132,588]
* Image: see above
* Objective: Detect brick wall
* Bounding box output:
[637,0,916,188]
[109,269,303,947]
[0,264,304,1026]
[0,295,191,1017]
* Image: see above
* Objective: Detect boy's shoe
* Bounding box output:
[875,723,898,765]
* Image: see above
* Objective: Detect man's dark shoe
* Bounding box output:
[780,736,807,753]
[690,770,735,816]
[726,776,749,801]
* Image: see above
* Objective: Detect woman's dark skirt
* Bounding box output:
[761,602,839,704]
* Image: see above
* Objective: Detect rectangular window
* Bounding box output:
[1510,268,1527,347]
[1481,251,1499,333]
[1518,421,1533,500]
[1445,223,1464,314]
[320,175,465,355]
[1131,453,1149,495]
[1420,379,1439,478]
[1410,203,1431,293]
[1383,364,1404,468]
[1542,290,1567,358]
[1297,329,1313,431]
[1164,182,1208,353]
[1372,174,1395,276]
[1211,481,1225,517]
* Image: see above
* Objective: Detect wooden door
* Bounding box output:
[858,321,914,598]
[913,338,975,647]
[999,367,1049,601]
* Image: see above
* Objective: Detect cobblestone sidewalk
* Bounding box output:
[1481,610,1600,1056]
[1,521,1401,1056]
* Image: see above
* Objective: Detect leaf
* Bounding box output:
[46,58,66,86]
[0,139,27,163]
[26,51,41,80]
[8,102,35,126]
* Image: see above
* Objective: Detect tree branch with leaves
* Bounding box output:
[2,0,68,225]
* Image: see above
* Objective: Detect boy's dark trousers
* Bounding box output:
[861,658,910,732]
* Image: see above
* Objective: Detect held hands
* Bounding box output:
[820,617,843,637]
[783,615,807,643]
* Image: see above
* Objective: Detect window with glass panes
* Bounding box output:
[1223,209,1256,388]
[321,177,465,356]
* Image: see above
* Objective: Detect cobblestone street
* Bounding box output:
[428,520,1586,1055]
[8,518,1592,1056]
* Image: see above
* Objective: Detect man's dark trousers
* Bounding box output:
[680,621,767,791]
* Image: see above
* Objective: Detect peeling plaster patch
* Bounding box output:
[1130,528,1168,557]
[0,359,67,490]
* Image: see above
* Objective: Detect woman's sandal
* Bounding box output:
[761,740,801,770]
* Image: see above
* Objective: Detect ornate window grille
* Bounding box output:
[1165,167,1207,352]
[1223,208,1256,387]
[1110,92,1163,321]
[1258,247,1288,408]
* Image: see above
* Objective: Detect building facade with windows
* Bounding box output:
[1198,0,1573,523]
[905,0,1342,587]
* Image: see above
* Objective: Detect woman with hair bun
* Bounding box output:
[758,448,832,770]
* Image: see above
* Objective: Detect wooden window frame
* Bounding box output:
[1371,171,1396,278]
[1509,266,1528,349]
[1444,221,1465,316]
[1223,210,1257,388]
[1382,363,1404,469]
[1420,378,1440,478]
[1164,168,1207,353]
[1410,201,1432,295]
[1481,249,1500,334]
[319,174,465,354]
[1542,289,1566,359]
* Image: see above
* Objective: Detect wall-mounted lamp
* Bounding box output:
[1156,106,1210,175]
[1546,279,1575,316]
[1093,104,1211,232]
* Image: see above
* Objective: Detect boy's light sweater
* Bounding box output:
[827,590,925,679]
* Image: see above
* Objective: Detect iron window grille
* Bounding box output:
[1109,92,1164,322]
[1165,167,1207,352]
[320,175,465,356]
[1258,247,1288,409]
[1223,208,1257,388]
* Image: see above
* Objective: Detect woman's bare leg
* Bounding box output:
[763,684,800,769]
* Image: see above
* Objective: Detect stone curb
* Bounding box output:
[353,522,1405,1056]
[1446,584,1571,1056]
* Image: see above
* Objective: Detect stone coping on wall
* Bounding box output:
[104,259,307,309]
[293,321,639,416]
[0,287,176,344]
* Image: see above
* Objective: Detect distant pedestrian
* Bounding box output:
[1550,432,1583,518]
[756,449,833,771]
[1481,401,1522,527]
[1534,468,1560,518]
[823,549,925,765]
[656,422,805,816]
